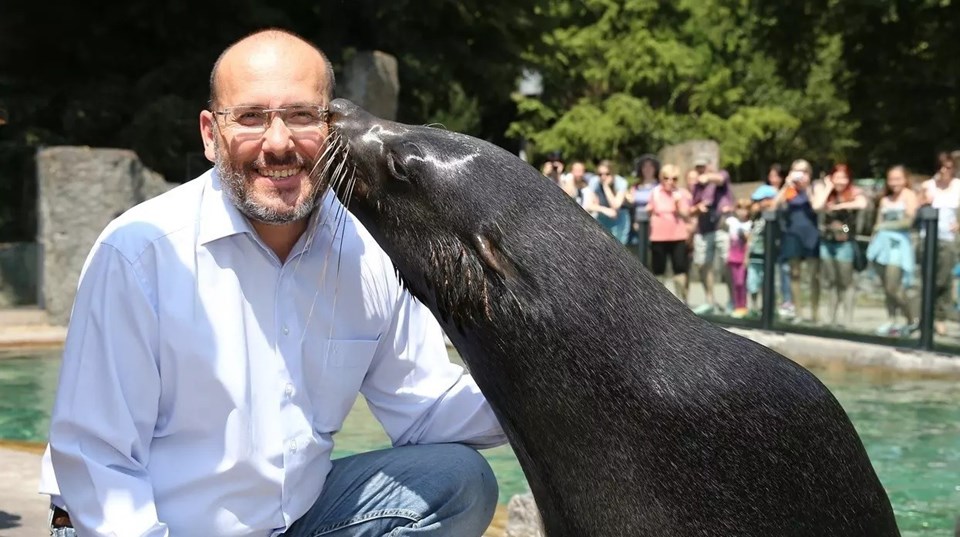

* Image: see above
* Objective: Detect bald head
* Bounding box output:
[208,28,335,109]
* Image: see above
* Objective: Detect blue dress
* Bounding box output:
[779,191,820,260]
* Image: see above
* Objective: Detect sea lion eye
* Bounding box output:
[387,151,411,183]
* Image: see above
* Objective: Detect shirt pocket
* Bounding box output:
[309,339,380,433]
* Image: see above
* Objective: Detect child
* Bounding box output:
[724,198,754,317]
[746,185,779,314]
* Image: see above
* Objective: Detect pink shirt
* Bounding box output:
[648,185,690,242]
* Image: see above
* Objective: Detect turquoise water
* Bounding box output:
[1,350,958,534]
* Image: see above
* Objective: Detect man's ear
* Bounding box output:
[200,110,216,163]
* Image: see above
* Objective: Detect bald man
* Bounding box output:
[39,28,506,537]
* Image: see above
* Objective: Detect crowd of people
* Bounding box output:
[541,151,960,338]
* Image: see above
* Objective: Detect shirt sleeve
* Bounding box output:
[47,242,168,536]
[361,287,508,450]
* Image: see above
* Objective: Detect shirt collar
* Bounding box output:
[197,168,344,249]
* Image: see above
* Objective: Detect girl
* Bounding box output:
[865,165,919,336]
[724,199,753,317]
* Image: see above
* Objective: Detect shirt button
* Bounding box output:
[284,384,295,397]
[287,439,298,453]
[282,325,290,335]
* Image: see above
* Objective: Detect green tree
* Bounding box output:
[508,0,858,180]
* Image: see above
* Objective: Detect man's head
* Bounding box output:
[694,154,710,175]
[200,28,335,226]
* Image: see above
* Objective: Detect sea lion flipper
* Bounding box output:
[472,233,517,280]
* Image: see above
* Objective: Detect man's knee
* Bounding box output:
[427,444,498,505]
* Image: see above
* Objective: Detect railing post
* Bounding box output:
[761,210,779,330]
[635,207,650,270]
[918,205,939,350]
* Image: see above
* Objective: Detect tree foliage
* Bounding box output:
[508,0,859,179]
[0,0,958,240]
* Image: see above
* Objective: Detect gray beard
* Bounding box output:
[213,137,319,225]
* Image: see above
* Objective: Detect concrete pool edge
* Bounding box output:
[728,327,960,378]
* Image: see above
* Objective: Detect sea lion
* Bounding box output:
[324,98,900,537]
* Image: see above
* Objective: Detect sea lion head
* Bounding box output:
[324,98,600,333]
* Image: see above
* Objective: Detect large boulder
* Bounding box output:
[340,50,400,121]
[505,493,544,537]
[37,147,175,326]
[659,139,721,177]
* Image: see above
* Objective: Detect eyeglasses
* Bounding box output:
[662,176,678,181]
[213,105,329,133]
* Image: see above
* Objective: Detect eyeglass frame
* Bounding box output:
[211,104,330,133]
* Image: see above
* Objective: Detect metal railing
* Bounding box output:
[633,206,956,354]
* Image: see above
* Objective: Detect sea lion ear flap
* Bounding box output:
[472,233,519,280]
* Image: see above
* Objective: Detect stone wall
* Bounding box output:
[37,147,176,326]
[340,51,400,121]
[658,139,720,177]
[0,242,38,307]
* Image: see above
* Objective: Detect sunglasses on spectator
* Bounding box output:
[662,176,678,181]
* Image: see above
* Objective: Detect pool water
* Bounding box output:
[1,350,957,535]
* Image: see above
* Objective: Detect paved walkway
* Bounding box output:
[0,443,47,537]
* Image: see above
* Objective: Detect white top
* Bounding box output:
[922,175,960,242]
[38,169,506,537]
[724,216,752,244]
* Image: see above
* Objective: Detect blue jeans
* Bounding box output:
[50,443,498,537]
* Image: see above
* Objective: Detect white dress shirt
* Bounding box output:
[38,169,506,536]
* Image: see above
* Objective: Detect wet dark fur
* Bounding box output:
[326,99,901,536]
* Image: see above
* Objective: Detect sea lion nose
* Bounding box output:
[327,98,361,123]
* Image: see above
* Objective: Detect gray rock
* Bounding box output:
[506,493,544,537]
[37,147,175,326]
[0,242,38,307]
[658,139,720,176]
[340,51,400,121]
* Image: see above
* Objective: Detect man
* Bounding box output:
[689,155,733,314]
[559,160,595,210]
[38,28,505,537]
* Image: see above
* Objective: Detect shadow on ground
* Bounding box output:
[0,510,23,530]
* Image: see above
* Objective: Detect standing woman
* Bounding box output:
[918,152,960,336]
[626,154,661,247]
[865,165,919,336]
[812,164,868,327]
[586,160,631,244]
[646,164,692,302]
[776,159,821,322]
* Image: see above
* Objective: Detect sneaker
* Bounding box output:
[692,303,715,315]
[731,308,750,318]
[874,322,896,337]
[777,302,796,318]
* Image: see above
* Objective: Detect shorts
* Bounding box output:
[747,259,764,294]
[650,240,689,276]
[820,240,855,263]
[693,231,729,269]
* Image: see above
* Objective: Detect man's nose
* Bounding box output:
[262,116,295,154]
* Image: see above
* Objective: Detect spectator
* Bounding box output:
[918,151,960,336]
[776,159,821,322]
[812,164,867,327]
[586,160,631,244]
[865,165,919,336]
[724,198,753,317]
[560,161,596,210]
[626,154,661,245]
[747,184,779,314]
[765,163,795,314]
[646,164,691,302]
[689,155,734,314]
